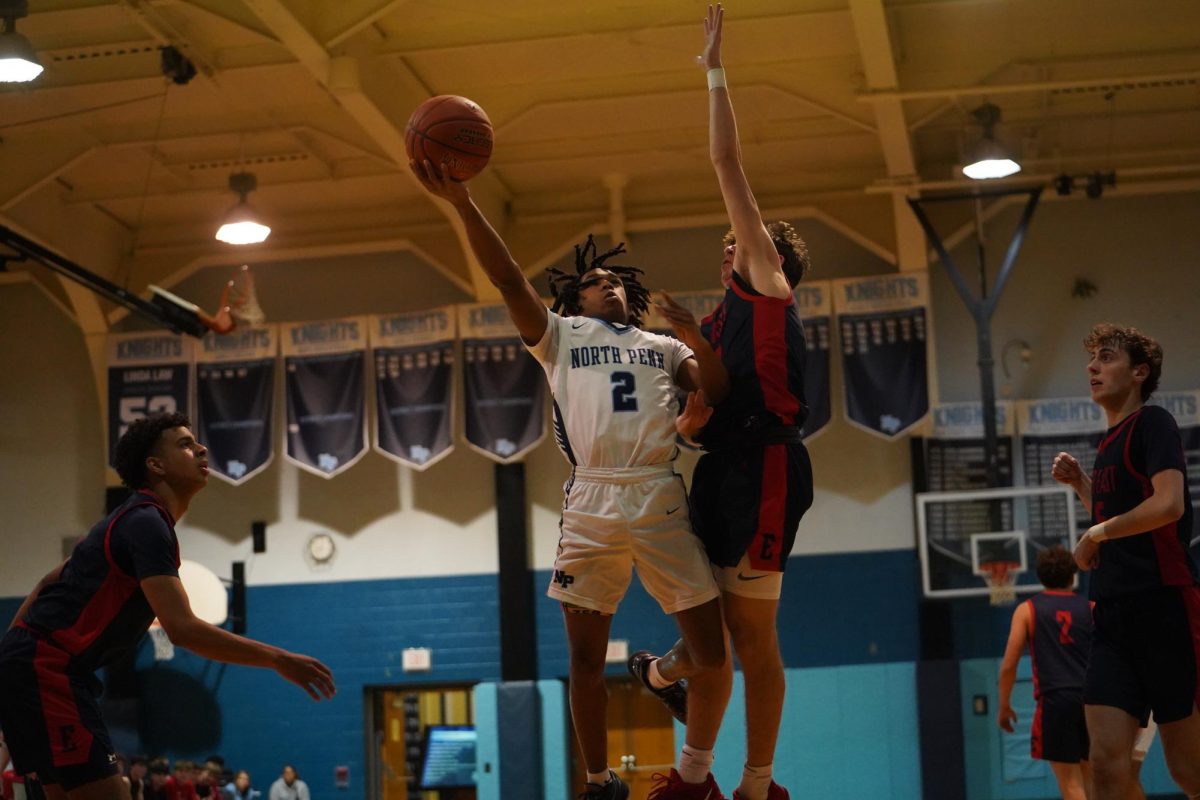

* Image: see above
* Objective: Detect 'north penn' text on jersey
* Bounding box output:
[569,345,667,370]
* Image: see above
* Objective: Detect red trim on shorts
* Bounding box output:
[1181,585,1200,714]
[33,641,93,767]
[751,295,799,425]
[748,444,788,571]
[1031,698,1044,760]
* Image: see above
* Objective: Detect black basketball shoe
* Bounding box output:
[628,650,688,724]
[580,770,629,800]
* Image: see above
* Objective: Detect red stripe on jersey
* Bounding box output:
[33,641,93,767]
[1026,599,1042,701]
[1182,586,1200,714]
[51,502,167,655]
[750,296,799,425]
[748,444,788,571]
[1097,409,1141,455]
[1122,413,1194,586]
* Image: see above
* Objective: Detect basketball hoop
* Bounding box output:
[981,561,1020,606]
[147,622,175,661]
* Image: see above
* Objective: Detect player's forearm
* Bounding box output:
[1090,492,1184,542]
[998,664,1017,706]
[708,79,741,167]
[1072,475,1092,509]
[451,197,526,292]
[685,336,730,405]
[167,618,284,670]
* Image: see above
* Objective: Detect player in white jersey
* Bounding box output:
[411,159,730,800]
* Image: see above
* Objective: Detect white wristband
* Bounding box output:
[706,68,726,91]
[1087,524,1109,543]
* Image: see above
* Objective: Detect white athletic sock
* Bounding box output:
[678,745,714,784]
[738,763,773,800]
[586,769,611,785]
[648,658,673,690]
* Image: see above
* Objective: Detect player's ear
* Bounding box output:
[145,456,166,477]
[1132,362,1149,382]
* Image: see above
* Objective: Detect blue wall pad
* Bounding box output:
[495,681,543,800]
[537,680,570,800]
[473,683,500,800]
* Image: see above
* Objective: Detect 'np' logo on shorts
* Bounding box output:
[552,570,575,588]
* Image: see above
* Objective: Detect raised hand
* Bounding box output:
[275,651,336,701]
[409,158,470,207]
[1051,451,1084,486]
[701,4,724,69]
[676,391,713,442]
[654,291,702,344]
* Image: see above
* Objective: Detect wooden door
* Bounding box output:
[571,677,676,797]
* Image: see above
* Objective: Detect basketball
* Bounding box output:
[405,95,493,181]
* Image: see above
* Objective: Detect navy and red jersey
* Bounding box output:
[1026,590,1093,698]
[698,271,808,447]
[1089,405,1198,600]
[18,489,180,673]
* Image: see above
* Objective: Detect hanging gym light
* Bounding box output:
[962,103,1021,180]
[215,172,271,245]
[0,0,43,83]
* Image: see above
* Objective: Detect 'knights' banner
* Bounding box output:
[1017,397,1106,539]
[107,332,192,466]
[370,308,456,470]
[922,401,1015,491]
[282,318,368,478]
[195,326,277,485]
[643,290,724,337]
[794,281,832,440]
[459,304,546,463]
[833,272,930,439]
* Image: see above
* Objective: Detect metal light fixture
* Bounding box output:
[0,0,43,83]
[962,103,1021,180]
[215,172,271,245]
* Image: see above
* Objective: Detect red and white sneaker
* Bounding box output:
[647,769,726,800]
[732,782,790,800]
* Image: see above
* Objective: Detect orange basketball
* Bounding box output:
[405,95,493,181]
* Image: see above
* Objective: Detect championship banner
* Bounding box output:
[921,401,1015,491]
[369,308,456,470]
[794,281,832,440]
[833,272,930,439]
[282,318,368,478]
[1016,397,1106,538]
[107,332,192,466]
[195,326,277,485]
[458,303,546,463]
[1151,390,1200,545]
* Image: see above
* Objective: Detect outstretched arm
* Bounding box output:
[702,4,790,300]
[142,575,335,701]
[410,160,548,345]
[657,291,729,404]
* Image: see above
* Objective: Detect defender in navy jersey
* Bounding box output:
[1051,325,1200,800]
[632,8,815,800]
[409,159,730,800]
[998,547,1093,800]
[0,414,334,799]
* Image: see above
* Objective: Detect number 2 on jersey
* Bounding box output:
[611,372,638,412]
[1056,610,1074,644]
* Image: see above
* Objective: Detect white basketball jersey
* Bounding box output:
[527,311,694,468]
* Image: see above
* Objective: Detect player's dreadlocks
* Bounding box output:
[547,235,651,327]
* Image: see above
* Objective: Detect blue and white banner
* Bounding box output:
[794,281,832,440]
[1017,396,1106,538]
[923,401,1015,491]
[107,332,192,467]
[1151,391,1200,545]
[643,290,725,337]
[195,326,276,485]
[458,304,546,463]
[282,318,368,478]
[370,308,456,470]
[833,272,930,439]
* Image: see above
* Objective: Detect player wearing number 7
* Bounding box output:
[997,547,1094,800]
[1051,324,1200,800]
[409,159,730,800]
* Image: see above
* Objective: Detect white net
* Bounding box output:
[982,561,1020,606]
[148,625,175,661]
[229,264,265,325]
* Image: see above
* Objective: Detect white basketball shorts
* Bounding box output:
[547,463,720,615]
[713,551,785,600]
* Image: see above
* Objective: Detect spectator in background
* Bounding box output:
[146,759,171,800]
[128,756,150,800]
[268,766,308,800]
[194,763,220,800]
[204,757,230,792]
[222,771,260,800]
[166,760,198,800]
